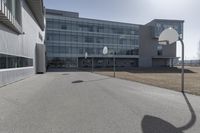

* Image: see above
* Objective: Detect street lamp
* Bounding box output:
[103,46,116,77]
[158,27,185,92]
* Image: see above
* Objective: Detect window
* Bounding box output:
[88,26,94,32]
[0,54,6,68]
[85,36,94,43]
[0,53,33,69]
[71,35,78,42]
[60,34,66,41]
[96,37,104,43]
[4,0,22,25]
[61,25,67,30]
[157,45,163,56]
[97,26,104,32]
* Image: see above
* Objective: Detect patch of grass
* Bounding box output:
[95,66,200,96]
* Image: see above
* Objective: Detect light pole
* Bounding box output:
[112,50,116,78]
[103,46,116,77]
[85,52,94,73]
[159,27,185,92]
[92,57,94,73]
[179,38,184,92]
[113,54,116,77]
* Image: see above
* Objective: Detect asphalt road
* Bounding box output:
[0,72,200,133]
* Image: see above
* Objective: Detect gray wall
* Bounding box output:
[162,43,176,57]
[139,25,156,67]
[0,0,45,87]
[35,43,46,73]
[139,25,177,67]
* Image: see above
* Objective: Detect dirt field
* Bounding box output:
[95,66,200,95]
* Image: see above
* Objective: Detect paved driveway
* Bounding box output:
[0,72,200,133]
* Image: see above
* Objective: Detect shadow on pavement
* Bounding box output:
[72,78,110,84]
[141,92,196,133]
[83,78,110,83]
[141,115,183,133]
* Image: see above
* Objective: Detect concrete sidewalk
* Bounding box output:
[0,72,200,133]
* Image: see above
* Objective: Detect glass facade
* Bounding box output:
[0,53,33,69]
[45,15,140,69]
[153,21,183,38]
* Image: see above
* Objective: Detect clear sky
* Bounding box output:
[44,0,200,60]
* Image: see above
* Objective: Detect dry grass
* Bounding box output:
[95,66,200,96]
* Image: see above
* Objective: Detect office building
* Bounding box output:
[45,9,184,70]
[0,0,45,86]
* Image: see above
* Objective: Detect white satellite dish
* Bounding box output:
[159,27,179,45]
[85,52,88,59]
[103,46,108,55]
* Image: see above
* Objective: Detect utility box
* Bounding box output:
[36,43,46,74]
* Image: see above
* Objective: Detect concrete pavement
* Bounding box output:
[0,72,200,133]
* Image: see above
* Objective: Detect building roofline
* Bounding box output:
[46,9,79,17]
[46,8,142,26]
[151,19,184,23]
[46,9,184,27]
[78,17,142,26]
[26,0,45,30]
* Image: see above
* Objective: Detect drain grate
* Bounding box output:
[72,80,84,84]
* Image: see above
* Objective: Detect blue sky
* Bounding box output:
[44,0,200,59]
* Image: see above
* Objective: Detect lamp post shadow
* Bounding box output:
[141,92,196,133]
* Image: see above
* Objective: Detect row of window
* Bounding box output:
[47,57,138,68]
[46,19,139,35]
[3,0,22,25]
[0,54,33,69]
[80,58,138,68]
[46,46,139,56]
[47,57,78,68]
[46,42,135,48]
[46,33,139,45]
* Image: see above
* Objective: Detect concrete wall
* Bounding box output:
[139,25,177,67]
[0,67,34,86]
[0,0,45,87]
[35,43,46,73]
[162,43,176,57]
[152,58,168,67]
[139,26,157,67]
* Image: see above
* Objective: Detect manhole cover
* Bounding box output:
[72,80,84,83]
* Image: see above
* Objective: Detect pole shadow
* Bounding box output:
[141,92,196,133]
[72,78,110,84]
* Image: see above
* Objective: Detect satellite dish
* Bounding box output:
[103,46,108,55]
[159,27,179,45]
[85,52,88,59]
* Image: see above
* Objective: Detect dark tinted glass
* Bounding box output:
[0,53,33,69]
